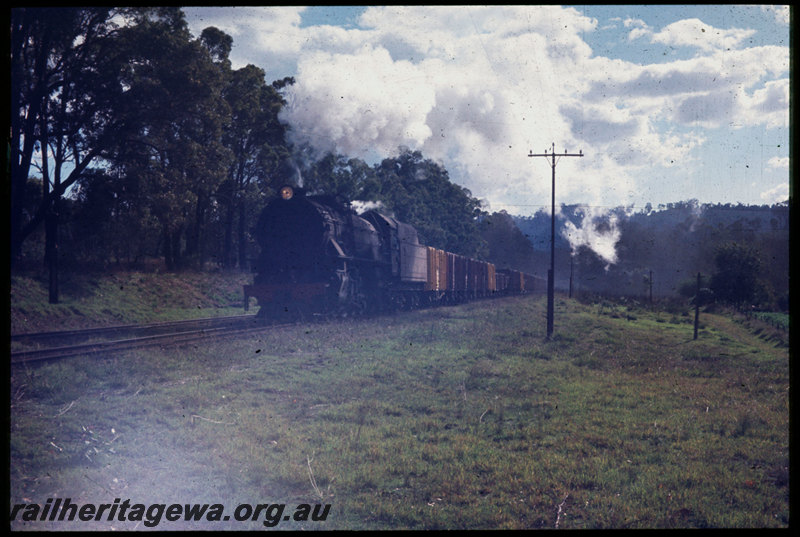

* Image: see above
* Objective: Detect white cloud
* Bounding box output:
[760,182,789,204]
[761,5,791,26]
[650,18,756,52]
[767,156,789,171]
[583,45,789,133]
[186,7,305,62]
[624,17,651,41]
[739,78,790,129]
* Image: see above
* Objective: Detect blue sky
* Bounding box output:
[183,5,790,215]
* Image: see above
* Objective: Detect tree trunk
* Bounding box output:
[10,13,49,266]
[163,225,174,271]
[171,227,183,270]
[222,200,235,269]
[40,99,60,304]
[46,200,59,304]
[237,200,247,270]
[195,193,207,268]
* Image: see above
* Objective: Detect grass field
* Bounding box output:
[10,270,251,334]
[9,293,790,530]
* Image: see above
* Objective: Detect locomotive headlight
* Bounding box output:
[280,186,294,200]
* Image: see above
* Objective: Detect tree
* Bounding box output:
[479,211,535,272]
[372,149,485,257]
[296,151,378,204]
[199,26,233,66]
[709,242,765,307]
[218,62,290,269]
[10,7,234,287]
[110,10,233,270]
[11,7,131,299]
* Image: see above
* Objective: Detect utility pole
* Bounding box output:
[529,143,583,339]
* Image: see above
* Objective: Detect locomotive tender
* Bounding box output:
[244,185,541,319]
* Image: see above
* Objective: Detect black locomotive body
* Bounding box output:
[245,185,542,319]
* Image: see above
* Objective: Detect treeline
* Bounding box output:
[11,7,532,303]
[514,200,790,311]
[12,8,293,280]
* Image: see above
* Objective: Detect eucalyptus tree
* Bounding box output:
[10,7,236,292]
[218,61,290,269]
[710,242,766,308]
[10,7,142,300]
[373,149,486,258]
[104,10,232,270]
[479,211,536,272]
[296,151,379,205]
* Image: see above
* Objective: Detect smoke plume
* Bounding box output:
[350,200,385,214]
[562,206,624,269]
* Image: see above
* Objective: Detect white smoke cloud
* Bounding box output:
[350,200,385,214]
[183,6,790,212]
[276,6,597,212]
[280,45,436,159]
[562,206,625,268]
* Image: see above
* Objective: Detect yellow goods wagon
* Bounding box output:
[425,247,448,291]
[439,249,448,290]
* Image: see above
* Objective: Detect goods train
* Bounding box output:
[244,185,543,319]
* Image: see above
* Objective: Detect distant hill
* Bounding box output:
[512,201,789,307]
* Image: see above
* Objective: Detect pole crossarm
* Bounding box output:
[528,150,584,159]
[527,142,584,339]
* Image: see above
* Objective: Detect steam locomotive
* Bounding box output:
[244,185,542,319]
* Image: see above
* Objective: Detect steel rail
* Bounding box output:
[10,322,282,366]
[11,314,259,344]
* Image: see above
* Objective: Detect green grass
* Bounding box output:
[10,270,251,333]
[9,294,790,530]
[749,311,790,329]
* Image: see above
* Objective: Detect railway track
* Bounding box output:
[10,314,274,365]
[10,293,541,365]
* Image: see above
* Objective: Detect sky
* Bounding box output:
[182,5,791,217]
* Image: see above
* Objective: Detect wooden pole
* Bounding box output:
[528,144,583,339]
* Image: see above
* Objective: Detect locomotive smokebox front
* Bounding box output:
[245,185,385,318]
[254,186,333,285]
